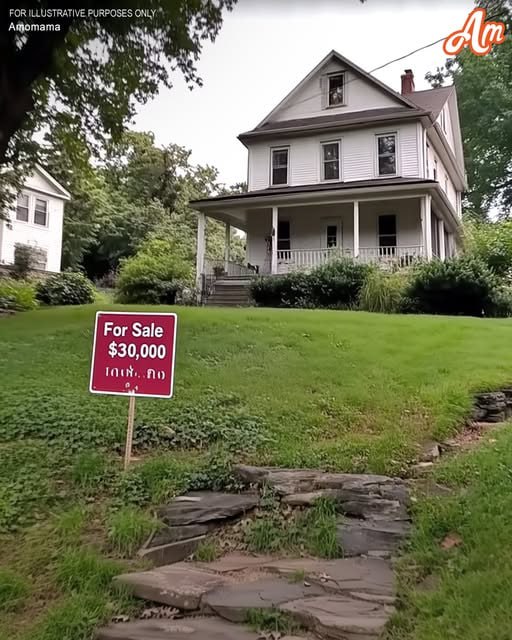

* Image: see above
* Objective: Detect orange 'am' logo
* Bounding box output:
[443,8,506,56]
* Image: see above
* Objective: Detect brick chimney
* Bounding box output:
[401,69,415,95]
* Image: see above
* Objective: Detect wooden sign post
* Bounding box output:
[89,311,178,470]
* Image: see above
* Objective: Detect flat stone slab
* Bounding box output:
[138,535,205,567]
[262,557,395,596]
[234,466,409,519]
[204,577,326,622]
[96,617,262,639]
[148,524,211,548]
[337,519,411,557]
[195,553,275,573]
[158,492,259,526]
[114,565,231,609]
[280,595,393,639]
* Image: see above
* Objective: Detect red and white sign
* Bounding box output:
[89,311,177,398]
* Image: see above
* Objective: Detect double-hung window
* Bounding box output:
[327,73,344,106]
[376,133,397,176]
[34,198,48,226]
[321,141,340,181]
[16,193,29,222]
[271,148,289,186]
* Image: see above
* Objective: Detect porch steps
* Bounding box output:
[205,279,253,307]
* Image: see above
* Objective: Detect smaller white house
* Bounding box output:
[0,165,70,272]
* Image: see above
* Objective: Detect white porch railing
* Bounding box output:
[203,257,257,278]
[358,245,423,266]
[276,248,348,273]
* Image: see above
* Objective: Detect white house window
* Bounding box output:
[426,143,430,179]
[321,141,340,181]
[277,220,290,252]
[433,158,438,181]
[376,134,397,176]
[378,214,397,254]
[271,148,289,186]
[34,198,48,226]
[326,225,338,248]
[440,108,447,133]
[328,74,344,106]
[16,193,29,222]
[444,174,448,194]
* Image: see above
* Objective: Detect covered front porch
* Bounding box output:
[193,183,460,287]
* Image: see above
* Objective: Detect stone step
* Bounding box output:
[96,617,266,639]
[337,518,411,558]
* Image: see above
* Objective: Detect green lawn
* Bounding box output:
[1,304,512,639]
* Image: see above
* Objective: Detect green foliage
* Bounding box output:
[193,539,220,562]
[35,272,95,306]
[464,220,512,277]
[107,507,159,557]
[0,569,29,612]
[70,452,113,493]
[115,237,193,304]
[359,268,409,313]
[55,548,122,593]
[246,608,302,635]
[403,257,509,317]
[0,278,37,311]
[13,244,37,278]
[251,259,371,309]
[245,496,341,559]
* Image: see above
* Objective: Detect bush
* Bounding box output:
[115,237,192,304]
[359,268,410,313]
[36,272,95,306]
[250,259,370,309]
[0,278,37,311]
[403,257,506,317]
[464,220,512,278]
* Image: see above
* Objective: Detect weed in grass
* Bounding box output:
[246,608,302,635]
[0,569,29,612]
[193,540,220,562]
[55,548,122,593]
[71,451,114,493]
[53,507,87,544]
[107,507,158,557]
[299,497,341,559]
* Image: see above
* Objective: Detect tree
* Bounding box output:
[425,0,512,218]
[0,0,235,218]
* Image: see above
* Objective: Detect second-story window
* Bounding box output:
[328,74,344,106]
[271,148,289,186]
[16,193,29,222]
[34,198,48,226]
[321,141,340,181]
[433,158,438,181]
[376,134,397,176]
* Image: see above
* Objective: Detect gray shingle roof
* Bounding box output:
[407,86,454,118]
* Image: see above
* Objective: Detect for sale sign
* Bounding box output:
[89,311,177,398]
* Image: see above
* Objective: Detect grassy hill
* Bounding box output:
[1,305,512,639]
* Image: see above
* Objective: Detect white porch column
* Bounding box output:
[421,195,433,260]
[438,218,445,260]
[353,200,360,258]
[224,222,231,272]
[271,206,278,274]
[195,212,206,292]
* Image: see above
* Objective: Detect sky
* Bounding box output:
[134,0,475,187]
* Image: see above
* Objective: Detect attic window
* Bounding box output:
[328,74,344,106]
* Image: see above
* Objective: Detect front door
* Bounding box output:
[322,219,343,250]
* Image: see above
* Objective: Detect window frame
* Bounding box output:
[377,214,397,252]
[326,224,338,249]
[433,158,438,181]
[326,72,346,108]
[16,192,30,223]
[270,146,290,187]
[375,132,398,177]
[320,139,341,182]
[277,219,291,252]
[34,197,49,227]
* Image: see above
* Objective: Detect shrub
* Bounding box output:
[464,220,512,278]
[13,244,37,278]
[36,272,95,306]
[403,257,502,317]
[250,259,370,309]
[0,278,37,311]
[359,268,410,313]
[115,237,192,304]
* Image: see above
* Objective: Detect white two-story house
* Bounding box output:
[192,50,465,283]
[0,165,70,273]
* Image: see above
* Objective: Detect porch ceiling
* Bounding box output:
[192,178,460,234]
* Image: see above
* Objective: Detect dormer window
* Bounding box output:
[271,147,289,186]
[328,73,344,106]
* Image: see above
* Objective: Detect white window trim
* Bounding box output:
[16,192,30,223]
[325,71,346,109]
[375,132,399,178]
[320,139,342,182]
[269,146,290,187]
[14,191,50,229]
